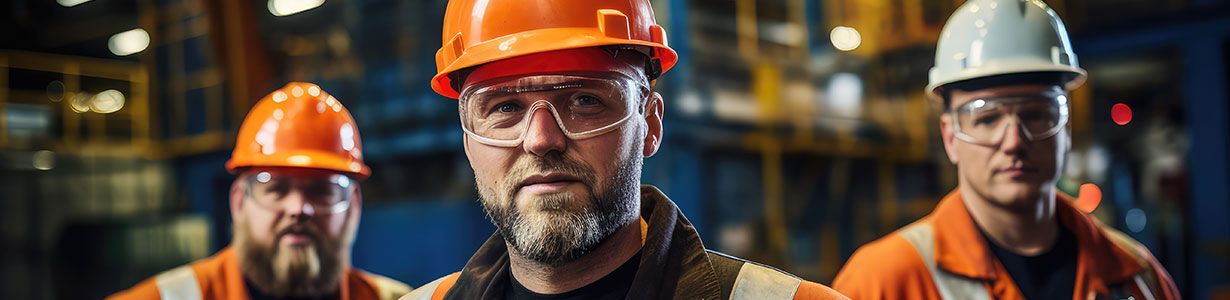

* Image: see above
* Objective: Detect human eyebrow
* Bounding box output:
[487,81,586,95]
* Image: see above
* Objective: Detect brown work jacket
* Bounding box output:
[403,185,847,300]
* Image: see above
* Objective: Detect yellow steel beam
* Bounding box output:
[818,223,840,280]
[47,131,227,159]
[754,61,782,123]
[221,0,253,128]
[904,92,932,162]
[150,131,228,158]
[752,60,791,263]
[787,0,808,59]
[1071,84,1092,147]
[132,65,152,152]
[0,47,229,159]
[136,0,156,152]
[742,130,930,162]
[168,26,187,139]
[0,50,144,82]
[761,137,790,262]
[736,0,759,60]
[205,83,224,132]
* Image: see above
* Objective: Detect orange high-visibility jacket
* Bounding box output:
[108,246,411,300]
[833,189,1180,300]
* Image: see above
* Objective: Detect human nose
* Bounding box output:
[281,191,316,220]
[520,104,568,156]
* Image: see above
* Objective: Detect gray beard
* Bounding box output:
[478,152,641,266]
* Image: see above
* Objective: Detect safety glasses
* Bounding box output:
[457,71,650,147]
[950,92,1070,146]
[245,170,354,215]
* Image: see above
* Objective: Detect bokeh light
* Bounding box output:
[830,26,861,51]
[108,28,150,56]
[1112,103,1132,126]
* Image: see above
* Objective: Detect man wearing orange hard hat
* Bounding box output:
[110,83,410,300]
[402,1,846,299]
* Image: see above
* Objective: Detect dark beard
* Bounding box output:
[478,151,641,266]
[234,217,347,298]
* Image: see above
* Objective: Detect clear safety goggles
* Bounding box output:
[950,92,1070,146]
[245,170,354,215]
[458,71,650,147]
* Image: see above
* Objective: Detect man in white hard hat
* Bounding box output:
[832,0,1180,299]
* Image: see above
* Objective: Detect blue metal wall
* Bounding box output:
[1075,13,1230,298]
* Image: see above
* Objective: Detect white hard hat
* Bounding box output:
[927,0,1087,100]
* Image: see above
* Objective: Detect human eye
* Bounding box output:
[574,95,602,106]
[974,113,1002,126]
[492,101,523,114]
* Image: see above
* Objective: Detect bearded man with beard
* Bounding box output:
[400,1,846,299]
[110,83,411,300]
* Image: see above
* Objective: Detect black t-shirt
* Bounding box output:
[245,278,338,300]
[505,252,642,300]
[983,226,1079,300]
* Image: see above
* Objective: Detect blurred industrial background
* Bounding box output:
[1,0,1228,299]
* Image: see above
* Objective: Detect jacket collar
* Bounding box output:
[928,189,999,280]
[928,188,1145,288]
[444,185,723,299]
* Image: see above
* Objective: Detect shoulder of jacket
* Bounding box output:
[112,249,247,300]
[706,251,848,300]
[833,222,934,295]
[849,223,929,270]
[356,270,412,300]
[795,281,851,300]
[106,276,164,300]
[1093,218,1152,268]
[707,250,800,279]
[184,247,235,285]
[1089,218,1182,299]
[399,272,459,300]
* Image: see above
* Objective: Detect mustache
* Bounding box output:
[277,223,321,242]
[504,154,597,192]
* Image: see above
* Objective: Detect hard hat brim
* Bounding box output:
[225,149,371,180]
[926,63,1087,101]
[431,27,678,99]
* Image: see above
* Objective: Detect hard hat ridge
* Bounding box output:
[927,0,1087,100]
[226,82,371,179]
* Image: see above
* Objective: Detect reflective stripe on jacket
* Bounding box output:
[108,246,412,300]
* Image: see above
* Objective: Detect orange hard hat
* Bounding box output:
[225,82,371,180]
[431,0,678,98]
